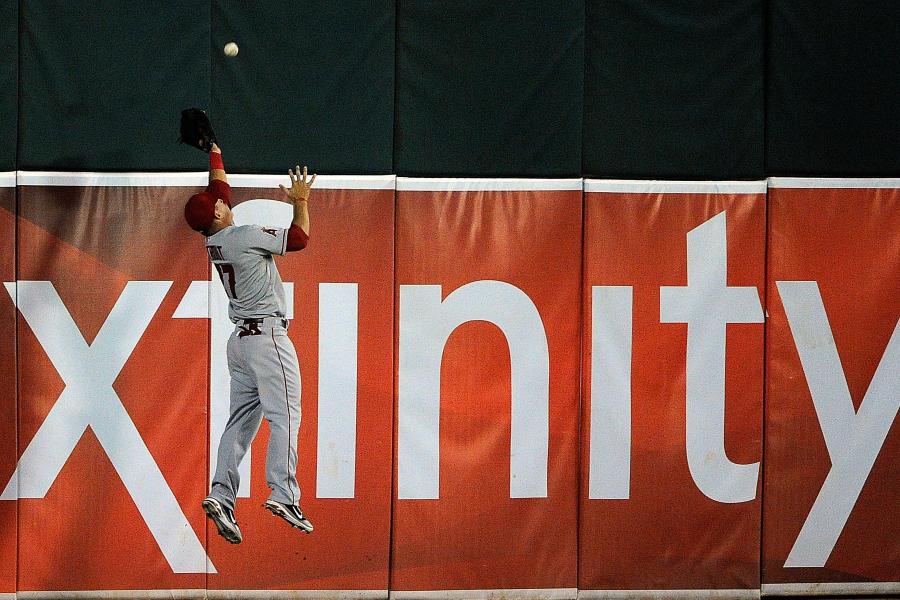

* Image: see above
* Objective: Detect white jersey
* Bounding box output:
[205,224,289,323]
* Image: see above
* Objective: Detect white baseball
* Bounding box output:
[224,42,239,57]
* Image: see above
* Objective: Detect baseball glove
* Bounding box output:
[178,108,218,152]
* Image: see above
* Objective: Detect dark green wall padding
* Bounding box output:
[18,1,210,171]
[583,0,765,179]
[766,1,900,176]
[394,0,584,177]
[211,1,394,174]
[0,0,15,171]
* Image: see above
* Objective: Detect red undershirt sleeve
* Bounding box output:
[286,224,309,251]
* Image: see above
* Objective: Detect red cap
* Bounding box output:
[184,191,216,232]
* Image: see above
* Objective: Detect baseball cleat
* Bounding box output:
[203,496,242,544]
[263,499,314,533]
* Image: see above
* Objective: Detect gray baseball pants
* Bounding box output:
[209,323,302,511]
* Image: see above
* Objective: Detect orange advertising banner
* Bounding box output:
[204,177,395,594]
[3,174,898,597]
[391,179,582,595]
[762,180,900,595]
[0,177,15,596]
[580,181,767,594]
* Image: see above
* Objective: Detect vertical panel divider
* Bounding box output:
[758,181,771,590]
[13,173,19,599]
[576,179,586,595]
[387,175,398,597]
[15,0,21,591]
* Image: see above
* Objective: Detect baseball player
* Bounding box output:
[183,139,314,544]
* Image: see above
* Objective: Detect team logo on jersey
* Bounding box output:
[261,227,278,237]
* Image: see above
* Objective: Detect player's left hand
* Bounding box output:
[279,165,316,203]
[178,108,218,153]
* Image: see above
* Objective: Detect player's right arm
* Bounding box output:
[279,165,315,251]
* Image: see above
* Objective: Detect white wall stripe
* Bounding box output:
[767,177,900,189]
[584,180,766,194]
[760,581,900,595]
[397,177,582,191]
[229,174,396,190]
[16,171,208,187]
[14,174,900,190]
[578,591,758,599]
[14,172,396,190]
[0,593,15,600]
[390,590,576,600]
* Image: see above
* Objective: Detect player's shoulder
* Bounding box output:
[206,225,245,249]
[232,225,284,251]
[225,224,261,240]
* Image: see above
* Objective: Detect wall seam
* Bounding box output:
[759,0,771,585]
[14,1,21,596]
[386,172,399,596]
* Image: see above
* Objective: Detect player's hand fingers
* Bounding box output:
[296,165,302,183]
[308,173,316,188]
[302,165,308,183]
[288,168,295,183]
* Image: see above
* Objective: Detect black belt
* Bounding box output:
[240,317,288,327]
[237,317,288,337]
